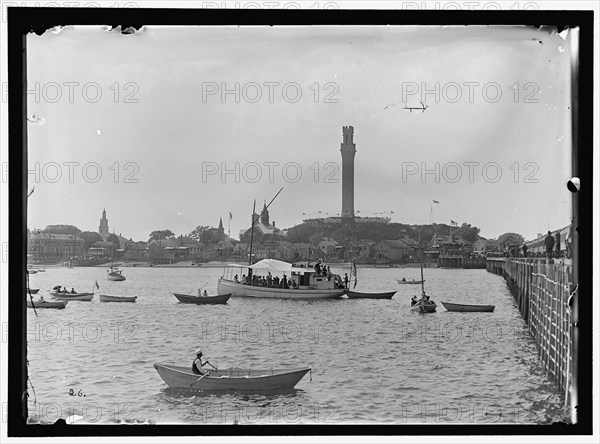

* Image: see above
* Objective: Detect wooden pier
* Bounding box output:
[487,258,577,416]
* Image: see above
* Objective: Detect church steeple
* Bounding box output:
[99,208,109,241]
[260,201,270,225]
[218,217,224,233]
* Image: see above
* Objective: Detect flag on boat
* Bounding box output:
[351,260,357,288]
[433,200,440,204]
[95,280,100,290]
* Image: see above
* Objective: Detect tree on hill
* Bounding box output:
[453,223,481,243]
[497,232,525,246]
[43,224,82,235]
[189,225,226,243]
[149,229,175,242]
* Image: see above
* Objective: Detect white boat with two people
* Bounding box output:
[217,259,346,300]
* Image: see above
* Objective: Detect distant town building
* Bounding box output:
[370,239,416,262]
[27,232,85,262]
[239,202,283,243]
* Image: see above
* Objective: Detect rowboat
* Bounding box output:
[153,363,310,391]
[29,289,40,294]
[441,301,495,312]
[27,299,67,309]
[107,268,126,281]
[345,290,396,299]
[396,279,425,285]
[48,291,94,301]
[173,293,231,305]
[99,294,137,303]
[218,259,345,300]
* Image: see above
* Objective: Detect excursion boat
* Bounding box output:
[27,299,67,309]
[396,279,425,285]
[48,290,94,301]
[107,267,126,281]
[153,363,311,391]
[345,290,396,299]
[217,259,345,300]
[173,293,231,305]
[441,301,495,312]
[99,294,137,303]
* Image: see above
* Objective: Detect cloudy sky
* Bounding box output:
[26,25,573,241]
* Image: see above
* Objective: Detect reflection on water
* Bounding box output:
[26,266,569,424]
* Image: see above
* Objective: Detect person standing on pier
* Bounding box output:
[522,243,528,258]
[544,231,555,259]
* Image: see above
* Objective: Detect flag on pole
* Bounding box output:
[433,200,440,204]
[95,280,100,290]
[352,260,357,288]
[229,212,233,220]
[451,220,458,226]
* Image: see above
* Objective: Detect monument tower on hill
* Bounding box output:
[340,125,356,221]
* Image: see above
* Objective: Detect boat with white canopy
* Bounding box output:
[217,259,345,300]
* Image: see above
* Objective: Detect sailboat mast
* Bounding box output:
[419,228,425,295]
[248,200,256,266]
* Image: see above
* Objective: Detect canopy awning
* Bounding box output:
[248,259,314,275]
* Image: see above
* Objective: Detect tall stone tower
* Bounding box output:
[340,125,356,220]
[99,208,109,241]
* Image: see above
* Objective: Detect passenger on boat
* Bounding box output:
[411,295,418,306]
[71,288,76,294]
[203,290,208,297]
[344,273,349,288]
[314,262,321,275]
[192,349,210,375]
[267,274,272,287]
[234,274,239,283]
[402,277,406,282]
[273,276,280,287]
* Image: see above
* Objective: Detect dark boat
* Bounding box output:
[441,301,495,312]
[28,289,40,294]
[345,290,396,299]
[173,293,231,305]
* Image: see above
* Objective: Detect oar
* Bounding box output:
[189,370,211,389]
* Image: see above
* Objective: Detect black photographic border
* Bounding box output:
[7,6,594,438]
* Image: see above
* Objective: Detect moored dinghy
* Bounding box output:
[345,290,396,299]
[396,279,425,285]
[441,301,495,312]
[27,299,67,309]
[173,293,231,305]
[99,294,138,303]
[154,363,310,392]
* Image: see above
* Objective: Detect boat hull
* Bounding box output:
[107,275,126,281]
[49,291,94,301]
[218,278,344,300]
[345,290,396,299]
[173,293,230,305]
[441,301,495,312]
[99,294,137,303]
[154,363,310,391]
[27,300,67,309]
[396,279,425,285]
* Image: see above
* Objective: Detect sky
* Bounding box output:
[26,25,574,242]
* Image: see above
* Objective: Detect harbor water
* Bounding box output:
[25,266,569,424]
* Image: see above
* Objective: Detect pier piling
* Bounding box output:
[487,258,575,417]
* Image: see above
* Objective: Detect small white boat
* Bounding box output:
[49,291,94,301]
[154,363,310,391]
[396,279,425,285]
[27,299,67,309]
[99,294,137,303]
